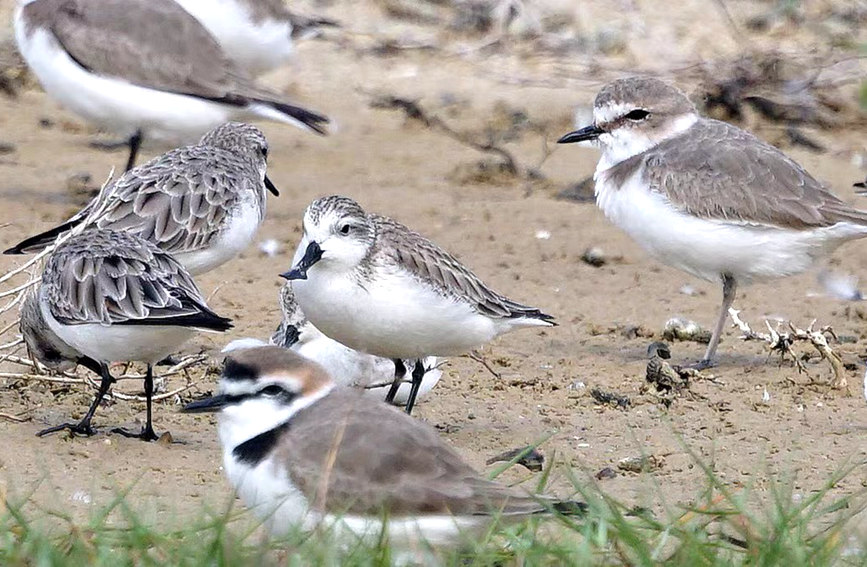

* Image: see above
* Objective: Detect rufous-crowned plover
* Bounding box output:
[23,228,232,440]
[5,123,276,276]
[183,346,583,551]
[270,281,442,407]
[558,77,867,368]
[14,0,329,171]
[172,0,337,76]
[281,196,555,414]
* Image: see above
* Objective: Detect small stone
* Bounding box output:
[595,467,617,480]
[581,247,607,267]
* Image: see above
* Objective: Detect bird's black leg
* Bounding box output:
[403,360,426,415]
[112,364,160,441]
[124,130,143,172]
[37,361,115,438]
[385,359,407,404]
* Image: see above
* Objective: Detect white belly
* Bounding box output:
[595,169,867,284]
[43,305,195,365]
[292,268,498,358]
[173,0,293,75]
[16,18,237,143]
[177,199,263,275]
[293,332,442,404]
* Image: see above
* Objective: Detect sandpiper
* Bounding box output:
[5,123,275,276]
[14,0,329,171]
[282,196,555,413]
[26,228,232,440]
[270,281,442,407]
[558,77,867,368]
[184,346,583,550]
[173,0,336,75]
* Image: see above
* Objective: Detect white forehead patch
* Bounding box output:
[594,102,634,126]
[219,371,304,397]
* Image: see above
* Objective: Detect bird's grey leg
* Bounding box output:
[403,360,425,416]
[696,274,737,369]
[37,361,115,438]
[112,364,160,442]
[385,359,407,404]
[124,130,143,172]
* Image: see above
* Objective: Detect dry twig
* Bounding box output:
[728,308,847,392]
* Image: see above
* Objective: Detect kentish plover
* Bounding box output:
[558,77,867,368]
[25,228,232,440]
[6,123,276,276]
[282,196,555,413]
[184,346,583,550]
[14,0,329,170]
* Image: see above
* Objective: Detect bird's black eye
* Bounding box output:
[625,109,650,121]
[260,146,269,159]
[261,385,283,397]
[339,223,351,235]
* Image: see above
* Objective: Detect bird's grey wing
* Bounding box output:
[44,230,222,327]
[92,148,247,254]
[281,391,549,517]
[41,0,246,100]
[375,216,552,321]
[620,119,867,229]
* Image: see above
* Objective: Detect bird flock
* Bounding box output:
[5,0,867,554]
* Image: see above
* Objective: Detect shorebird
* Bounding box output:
[14,0,329,171]
[23,228,232,440]
[558,76,867,369]
[5,123,276,276]
[270,282,442,407]
[183,346,583,550]
[173,0,337,76]
[281,196,555,413]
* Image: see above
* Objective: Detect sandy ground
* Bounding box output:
[0,0,866,536]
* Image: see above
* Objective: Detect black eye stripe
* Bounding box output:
[224,387,297,405]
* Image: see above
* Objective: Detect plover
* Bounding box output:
[27,228,232,440]
[282,196,555,413]
[183,346,583,549]
[14,0,329,171]
[558,77,867,368]
[270,281,442,407]
[173,0,336,76]
[5,123,276,276]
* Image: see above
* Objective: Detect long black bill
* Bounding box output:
[557,124,604,144]
[280,241,323,281]
[183,394,230,413]
[264,175,280,196]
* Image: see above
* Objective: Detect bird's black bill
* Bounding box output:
[265,175,280,196]
[557,125,604,144]
[183,394,230,413]
[855,181,867,193]
[280,241,323,281]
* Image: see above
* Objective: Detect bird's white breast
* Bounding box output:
[178,194,263,275]
[292,267,497,358]
[594,163,867,284]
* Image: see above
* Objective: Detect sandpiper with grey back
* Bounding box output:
[558,77,867,369]
[282,196,555,414]
[6,123,276,276]
[270,281,442,407]
[14,0,329,171]
[183,346,583,552]
[173,0,337,76]
[27,228,232,440]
